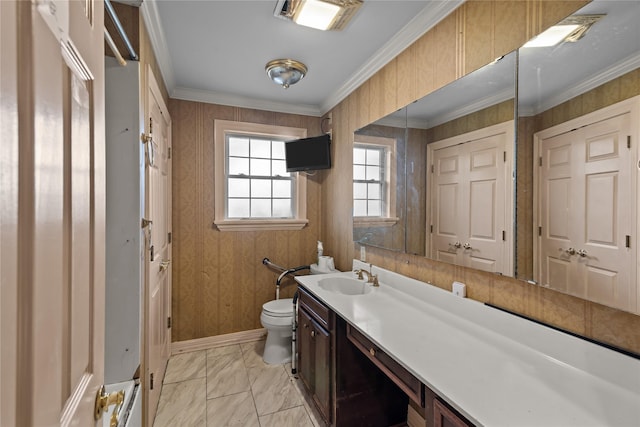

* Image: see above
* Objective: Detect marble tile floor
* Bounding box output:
[153,339,326,427]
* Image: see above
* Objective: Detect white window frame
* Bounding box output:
[353,134,398,228]
[214,120,308,231]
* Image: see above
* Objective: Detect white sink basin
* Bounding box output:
[317,277,373,295]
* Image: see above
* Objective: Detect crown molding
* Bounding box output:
[172,87,322,116]
[520,52,640,117]
[140,0,175,91]
[407,88,515,129]
[319,0,464,115]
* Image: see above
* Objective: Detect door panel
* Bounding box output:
[1,0,105,425]
[146,66,172,424]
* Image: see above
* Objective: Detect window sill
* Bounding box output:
[353,217,399,228]
[214,218,309,232]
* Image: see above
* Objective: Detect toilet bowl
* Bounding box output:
[260,298,294,364]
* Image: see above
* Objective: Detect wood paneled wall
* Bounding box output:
[169,100,323,341]
[322,0,640,356]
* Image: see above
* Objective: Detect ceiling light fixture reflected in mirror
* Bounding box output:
[265,59,308,89]
[523,14,604,47]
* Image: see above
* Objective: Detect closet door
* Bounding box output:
[538,110,635,311]
[430,122,511,275]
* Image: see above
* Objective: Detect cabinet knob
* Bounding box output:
[369,347,376,357]
[303,323,308,329]
[311,330,316,338]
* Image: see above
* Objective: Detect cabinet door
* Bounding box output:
[312,322,331,419]
[434,398,470,427]
[298,308,315,393]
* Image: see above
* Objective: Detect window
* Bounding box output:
[353,135,398,227]
[214,120,308,231]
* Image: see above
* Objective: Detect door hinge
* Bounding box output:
[627,135,631,149]
[150,245,154,261]
[430,225,433,233]
[539,156,542,167]
[626,235,631,248]
[167,316,172,329]
[431,164,434,173]
[503,151,507,162]
[538,226,542,236]
[149,117,153,134]
[168,147,172,159]
[502,230,506,241]
[168,232,172,244]
[150,373,154,390]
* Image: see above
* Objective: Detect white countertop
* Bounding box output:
[295,260,640,427]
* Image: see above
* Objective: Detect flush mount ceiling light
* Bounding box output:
[273,0,363,31]
[523,14,604,47]
[265,59,308,89]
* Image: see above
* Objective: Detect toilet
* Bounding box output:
[260,298,294,364]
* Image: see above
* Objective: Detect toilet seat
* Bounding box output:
[262,298,293,317]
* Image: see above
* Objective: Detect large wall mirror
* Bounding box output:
[353,50,517,271]
[353,0,640,314]
[517,0,639,314]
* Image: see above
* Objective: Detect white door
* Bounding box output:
[145,66,172,425]
[537,109,636,311]
[1,0,106,425]
[429,122,513,275]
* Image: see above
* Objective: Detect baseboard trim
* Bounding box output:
[171,328,268,355]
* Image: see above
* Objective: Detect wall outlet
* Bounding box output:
[360,246,366,261]
[452,281,466,298]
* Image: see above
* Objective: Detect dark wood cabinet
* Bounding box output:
[297,286,409,426]
[297,304,331,421]
[433,398,473,427]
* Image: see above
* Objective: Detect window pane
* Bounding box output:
[353,182,367,199]
[354,148,366,164]
[251,158,271,176]
[368,182,381,199]
[251,199,271,217]
[354,200,367,216]
[272,141,285,159]
[272,159,288,177]
[228,137,249,157]
[368,200,381,216]
[250,138,271,158]
[228,178,249,197]
[228,198,250,218]
[354,165,366,180]
[367,149,381,165]
[251,179,271,198]
[366,165,380,181]
[229,157,249,175]
[273,180,291,198]
[273,199,292,218]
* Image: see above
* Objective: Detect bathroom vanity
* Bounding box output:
[295,261,640,427]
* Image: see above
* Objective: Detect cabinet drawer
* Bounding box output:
[347,324,424,406]
[298,286,332,330]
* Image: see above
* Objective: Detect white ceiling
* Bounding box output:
[138,0,463,116]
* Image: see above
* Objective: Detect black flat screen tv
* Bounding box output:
[285,133,331,172]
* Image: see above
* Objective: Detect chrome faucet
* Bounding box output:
[356,266,379,287]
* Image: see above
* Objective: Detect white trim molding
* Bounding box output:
[140,0,176,92]
[172,329,267,355]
